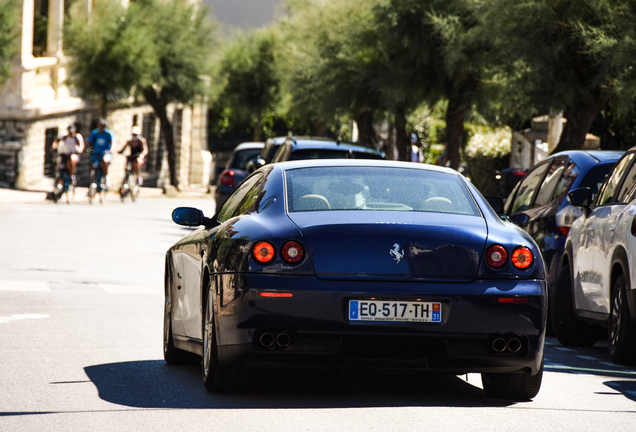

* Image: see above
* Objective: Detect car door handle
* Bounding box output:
[588,225,596,231]
[609,225,617,232]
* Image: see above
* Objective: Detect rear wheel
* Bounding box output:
[481,357,543,400]
[551,264,600,347]
[608,274,636,365]
[202,280,254,392]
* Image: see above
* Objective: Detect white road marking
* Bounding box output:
[0,281,51,292]
[99,284,158,294]
[0,314,50,323]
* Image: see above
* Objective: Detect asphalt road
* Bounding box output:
[1,195,636,431]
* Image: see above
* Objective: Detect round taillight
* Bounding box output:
[253,241,275,264]
[486,245,507,269]
[282,241,304,264]
[220,170,235,187]
[512,247,533,270]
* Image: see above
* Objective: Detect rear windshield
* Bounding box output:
[580,163,615,200]
[230,148,263,170]
[285,166,480,216]
[288,149,384,161]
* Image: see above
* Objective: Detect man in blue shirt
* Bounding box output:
[87,118,115,188]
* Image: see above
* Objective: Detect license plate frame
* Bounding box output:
[349,300,442,323]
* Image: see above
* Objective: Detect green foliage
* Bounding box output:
[214,28,280,140]
[279,0,387,125]
[64,0,155,113]
[482,0,636,151]
[590,106,636,151]
[138,0,216,104]
[0,0,18,85]
[464,126,512,196]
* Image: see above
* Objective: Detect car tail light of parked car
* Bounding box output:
[555,205,583,238]
[220,169,235,188]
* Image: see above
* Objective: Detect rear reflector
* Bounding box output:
[498,297,529,304]
[259,292,293,298]
[558,226,570,237]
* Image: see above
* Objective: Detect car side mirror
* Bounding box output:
[568,188,592,208]
[172,207,214,227]
[485,196,504,214]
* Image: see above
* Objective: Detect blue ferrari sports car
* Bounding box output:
[165,160,547,399]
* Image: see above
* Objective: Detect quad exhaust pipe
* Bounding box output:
[258,331,292,349]
[491,336,523,353]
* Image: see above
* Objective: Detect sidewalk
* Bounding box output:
[0,185,213,204]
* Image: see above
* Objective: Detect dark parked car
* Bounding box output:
[269,136,385,162]
[165,160,546,399]
[214,142,264,213]
[502,150,623,326]
[245,136,287,173]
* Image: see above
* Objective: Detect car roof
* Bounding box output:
[550,149,624,164]
[284,137,381,153]
[273,159,458,174]
[234,142,264,151]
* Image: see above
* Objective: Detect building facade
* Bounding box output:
[0,0,211,190]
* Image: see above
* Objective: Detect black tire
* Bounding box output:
[551,264,599,347]
[608,274,636,365]
[481,356,543,400]
[202,280,254,392]
[163,289,200,365]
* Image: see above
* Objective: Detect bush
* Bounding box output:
[465,127,511,196]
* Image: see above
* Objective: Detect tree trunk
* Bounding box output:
[143,88,179,190]
[99,93,107,118]
[551,92,612,155]
[315,121,328,137]
[254,111,262,142]
[354,110,377,148]
[394,107,408,161]
[445,96,465,171]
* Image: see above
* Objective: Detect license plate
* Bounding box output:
[349,300,442,323]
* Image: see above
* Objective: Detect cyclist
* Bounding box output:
[87,118,115,188]
[117,126,148,186]
[50,124,84,186]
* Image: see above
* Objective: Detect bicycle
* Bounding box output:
[88,150,109,204]
[52,154,74,204]
[119,154,141,203]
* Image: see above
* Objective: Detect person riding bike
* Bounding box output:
[87,118,115,189]
[50,124,84,187]
[117,126,148,186]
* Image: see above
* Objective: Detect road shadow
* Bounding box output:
[82,361,512,409]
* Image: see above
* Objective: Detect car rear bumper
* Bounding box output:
[215,274,546,375]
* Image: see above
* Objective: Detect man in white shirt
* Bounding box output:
[51,125,85,186]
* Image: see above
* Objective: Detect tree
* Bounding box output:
[279,0,387,146]
[215,29,280,142]
[65,0,217,189]
[134,0,216,189]
[65,1,155,117]
[483,0,636,155]
[0,0,19,86]
[374,0,489,168]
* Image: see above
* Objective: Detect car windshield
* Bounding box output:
[230,148,263,170]
[288,149,384,160]
[285,166,480,216]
